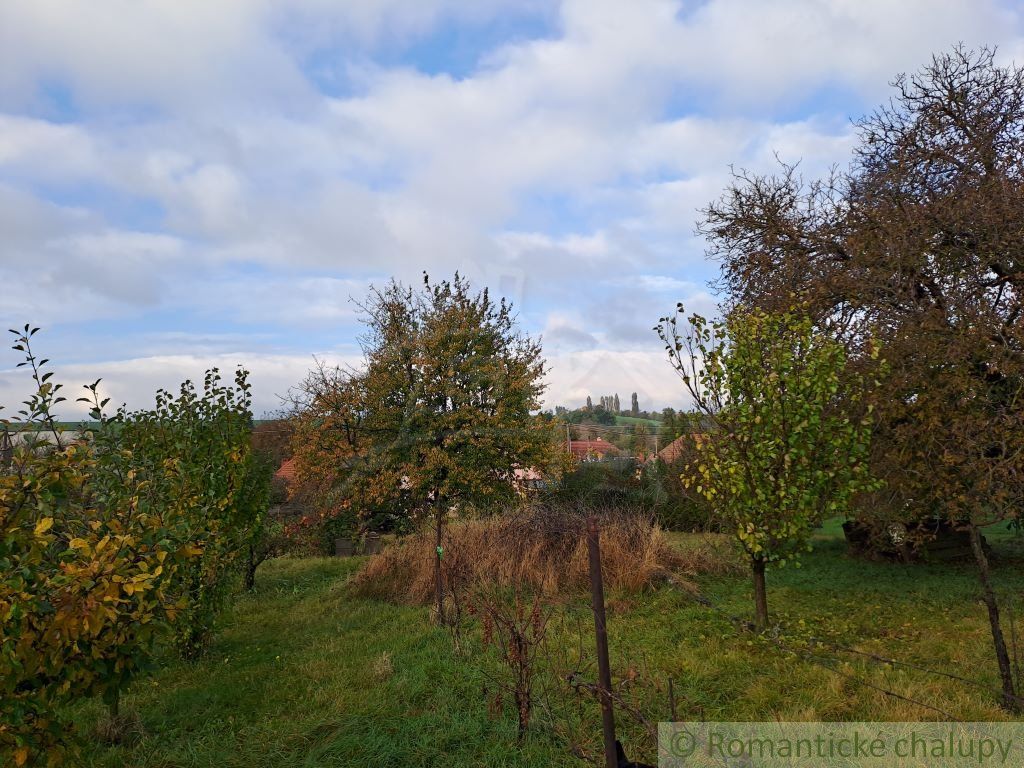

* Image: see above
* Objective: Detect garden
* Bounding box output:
[5,46,1024,767]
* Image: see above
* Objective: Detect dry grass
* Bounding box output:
[667,531,746,575]
[371,651,394,681]
[351,505,729,605]
[94,708,144,746]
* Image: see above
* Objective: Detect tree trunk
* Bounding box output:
[751,556,768,632]
[434,497,445,625]
[969,523,1019,712]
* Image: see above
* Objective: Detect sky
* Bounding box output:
[2,0,1024,418]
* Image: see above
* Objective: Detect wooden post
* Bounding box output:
[970,523,1020,712]
[434,496,445,625]
[586,516,617,768]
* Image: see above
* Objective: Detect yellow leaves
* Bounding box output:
[4,352,263,760]
[87,609,106,636]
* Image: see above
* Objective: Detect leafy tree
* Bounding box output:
[630,392,639,416]
[111,369,266,658]
[291,274,553,622]
[700,47,1024,707]
[658,306,877,631]
[659,408,679,446]
[0,331,191,764]
[1,328,270,763]
[631,423,650,459]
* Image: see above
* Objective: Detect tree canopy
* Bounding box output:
[290,274,556,619]
[659,306,876,629]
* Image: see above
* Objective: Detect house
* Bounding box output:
[654,433,707,464]
[569,438,622,462]
[272,458,304,508]
[274,458,298,484]
[512,466,548,493]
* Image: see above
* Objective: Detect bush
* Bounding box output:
[547,458,716,532]
[1,332,191,765]
[106,368,268,658]
[547,461,649,507]
[645,456,718,532]
[0,328,269,765]
[351,504,698,605]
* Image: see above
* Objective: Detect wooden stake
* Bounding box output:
[586,516,617,768]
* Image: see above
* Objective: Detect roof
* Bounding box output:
[657,434,706,464]
[274,458,298,483]
[569,438,622,459]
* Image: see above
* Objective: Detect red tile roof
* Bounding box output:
[657,434,706,464]
[569,438,621,459]
[274,458,297,483]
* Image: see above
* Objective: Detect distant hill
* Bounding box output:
[613,415,660,429]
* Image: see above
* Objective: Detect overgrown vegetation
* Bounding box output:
[351,505,715,606]
[0,328,271,765]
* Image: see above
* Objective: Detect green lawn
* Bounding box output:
[73,522,1024,766]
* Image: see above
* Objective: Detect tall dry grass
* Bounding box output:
[351,504,728,604]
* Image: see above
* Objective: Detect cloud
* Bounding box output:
[1,1,1023,411]
[0,114,101,181]
[543,348,692,412]
[0,351,360,421]
[0,1,311,112]
[180,273,372,328]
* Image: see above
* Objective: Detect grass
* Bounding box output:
[612,415,661,429]
[72,521,1024,766]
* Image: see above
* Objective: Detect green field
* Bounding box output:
[73,522,1024,767]
[613,415,661,429]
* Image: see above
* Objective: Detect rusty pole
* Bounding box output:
[586,516,617,768]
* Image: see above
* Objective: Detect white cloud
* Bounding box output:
[0,1,311,112]
[0,351,360,420]
[0,114,101,181]
[543,348,692,412]
[1,1,1023,410]
[673,0,1018,105]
